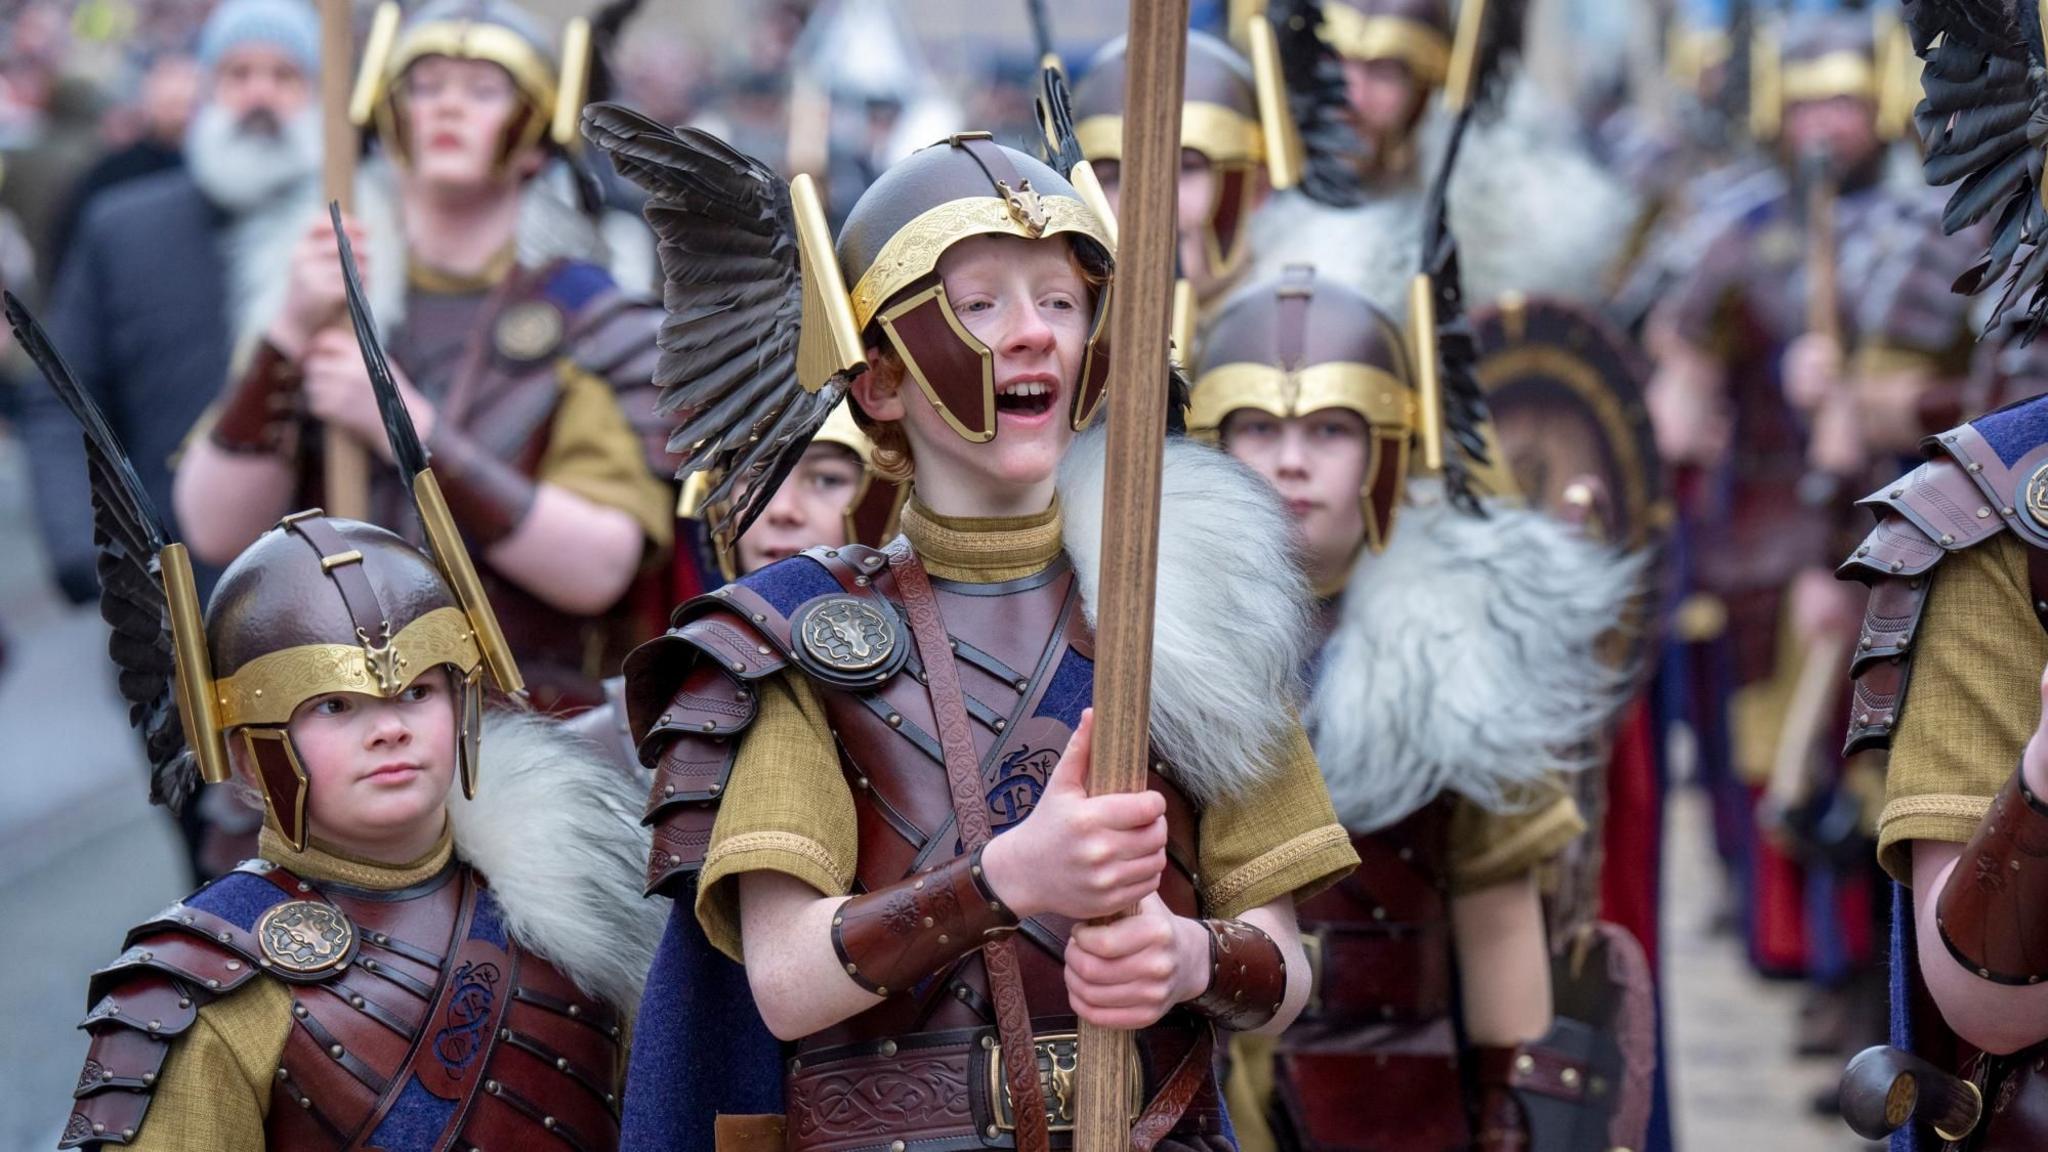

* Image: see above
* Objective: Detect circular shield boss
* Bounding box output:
[1470,295,1666,553]
[2024,462,2048,537]
[791,594,908,689]
[494,299,565,362]
[256,900,357,977]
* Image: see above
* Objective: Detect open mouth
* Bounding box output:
[996,380,1057,418]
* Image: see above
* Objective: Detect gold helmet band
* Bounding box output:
[1318,7,1451,86]
[847,192,1113,333]
[1187,361,1415,435]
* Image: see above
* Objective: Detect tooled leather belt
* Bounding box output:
[783,1018,1219,1152]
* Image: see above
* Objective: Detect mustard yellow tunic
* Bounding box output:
[113,825,456,1152]
[693,498,1361,962]
[1876,532,2047,883]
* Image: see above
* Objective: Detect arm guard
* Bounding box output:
[1472,1019,1623,1152]
[209,341,299,454]
[1186,918,1287,1031]
[829,844,1017,997]
[1936,762,2048,984]
[424,421,537,546]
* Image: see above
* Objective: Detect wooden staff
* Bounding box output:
[321,0,368,520]
[1073,0,1188,1148]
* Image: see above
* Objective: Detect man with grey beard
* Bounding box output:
[17,0,319,608]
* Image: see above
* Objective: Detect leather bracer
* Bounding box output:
[1186,918,1286,1031]
[209,340,299,454]
[830,844,1017,998]
[1938,762,2048,985]
[426,421,537,546]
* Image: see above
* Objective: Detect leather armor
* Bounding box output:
[298,259,667,713]
[1272,800,1470,1152]
[624,543,1228,1152]
[63,860,623,1151]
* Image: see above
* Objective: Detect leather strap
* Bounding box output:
[1938,761,2048,985]
[424,422,537,547]
[1274,265,1314,372]
[1129,1027,1214,1152]
[211,340,300,454]
[286,515,390,643]
[885,538,1050,1152]
[957,134,1026,199]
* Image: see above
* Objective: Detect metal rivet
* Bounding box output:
[299,1096,312,1109]
[216,931,231,943]
[1013,679,1029,692]
[663,784,676,797]
[568,1004,581,1018]
[92,1124,105,1135]
[922,916,935,927]
[856,776,870,789]
[225,960,242,972]
[887,713,903,728]
[141,1073,155,1086]
[757,645,773,656]
[1979,507,1993,519]
[845,962,859,975]
[994,719,1006,731]
[660,713,673,726]
[983,1035,996,1049]
[1561,1068,1581,1088]
[876,986,889,996]
[913,878,925,890]
[1515,1054,1536,1074]
[294,1005,308,1018]
[545,1117,557,1130]
[329,1044,344,1059]
[557,1057,570,1071]
[891,1142,905,1152]
[987,1126,1000,1139]
[1941,534,1956,545]
[350,996,365,1009]
[276,1067,290,1081]
[206,979,220,989]
[1969,462,1983,472]
[880,1040,899,1057]
[856,575,870,587]
[1890,489,1904,498]
[296,882,310,893]
[752,613,766,623]
[939,934,951,944]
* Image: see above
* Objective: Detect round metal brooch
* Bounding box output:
[493,299,565,362]
[792,594,907,688]
[2023,462,2048,536]
[256,900,356,976]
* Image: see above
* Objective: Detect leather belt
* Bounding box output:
[785,1021,1214,1152]
[1301,921,1453,1023]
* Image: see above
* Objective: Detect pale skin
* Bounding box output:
[232,667,460,865]
[740,233,1312,1042]
[1911,665,2048,1056]
[175,56,643,616]
[732,442,861,574]
[1221,407,1554,1046]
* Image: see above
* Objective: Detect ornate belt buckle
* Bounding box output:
[987,1030,1142,1133]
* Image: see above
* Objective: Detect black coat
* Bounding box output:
[17,169,231,602]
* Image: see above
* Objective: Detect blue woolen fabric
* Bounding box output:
[620,895,782,1152]
[1033,648,1093,729]
[541,261,615,312]
[185,869,290,932]
[1890,880,1918,1152]
[736,555,843,619]
[366,1075,456,1151]
[1972,391,2048,467]
[470,888,509,949]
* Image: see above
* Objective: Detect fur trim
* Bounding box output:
[1247,83,1640,318]
[229,159,605,354]
[1056,427,1315,806]
[1308,485,1644,833]
[448,709,662,1014]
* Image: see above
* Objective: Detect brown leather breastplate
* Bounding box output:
[1273,800,1471,1152]
[258,864,626,1152]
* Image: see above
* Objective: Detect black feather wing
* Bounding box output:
[1271,0,1368,208]
[4,292,194,809]
[1420,109,1492,516]
[332,202,430,484]
[1466,0,1528,119]
[1038,66,1084,177]
[582,103,847,541]
[1903,0,2048,339]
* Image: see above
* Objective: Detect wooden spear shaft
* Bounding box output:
[320,0,369,521]
[1074,0,1188,1148]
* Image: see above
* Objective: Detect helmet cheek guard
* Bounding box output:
[1199,163,1257,283]
[877,281,998,443]
[1071,277,1113,431]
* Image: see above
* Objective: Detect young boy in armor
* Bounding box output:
[1191,267,1638,1152]
[588,110,1360,1152]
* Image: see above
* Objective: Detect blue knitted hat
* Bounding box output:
[197,0,320,78]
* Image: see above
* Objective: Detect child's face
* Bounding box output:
[734,442,862,573]
[860,233,1095,508]
[286,667,458,851]
[399,55,539,192]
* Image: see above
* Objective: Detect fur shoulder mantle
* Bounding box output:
[1056,426,1314,807]
[1308,490,1643,833]
[448,709,662,1014]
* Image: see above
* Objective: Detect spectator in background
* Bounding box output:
[46,52,199,268]
[17,0,317,608]
[0,73,109,278]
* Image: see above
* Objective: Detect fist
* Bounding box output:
[301,328,434,460]
[1064,894,1206,1030]
[270,213,369,359]
[980,709,1169,922]
[1646,350,1731,467]
[1783,331,1843,413]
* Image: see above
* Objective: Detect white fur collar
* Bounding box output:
[448,709,662,1014]
[1307,487,1643,833]
[1055,426,1314,806]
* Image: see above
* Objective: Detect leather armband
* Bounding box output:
[209,340,300,454]
[425,423,536,546]
[1937,762,2048,985]
[830,845,1016,997]
[1186,918,1287,1032]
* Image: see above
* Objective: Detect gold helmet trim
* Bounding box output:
[213,607,484,729]
[1187,361,1417,438]
[1779,50,1878,105]
[352,3,591,160]
[847,194,1114,332]
[1076,101,1267,166]
[1318,8,1451,86]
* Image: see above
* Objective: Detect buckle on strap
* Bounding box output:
[986,1031,1142,1133]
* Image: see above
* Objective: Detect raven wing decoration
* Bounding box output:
[1906,0,2048,340]
[1414,101,1495,515]
[582,103,863,545]
[5,291,223,808]
[1265,0,1368,207]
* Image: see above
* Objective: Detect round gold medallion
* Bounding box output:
[257,900,356,976]
[792,594,905,687]
[494,300,565,362]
